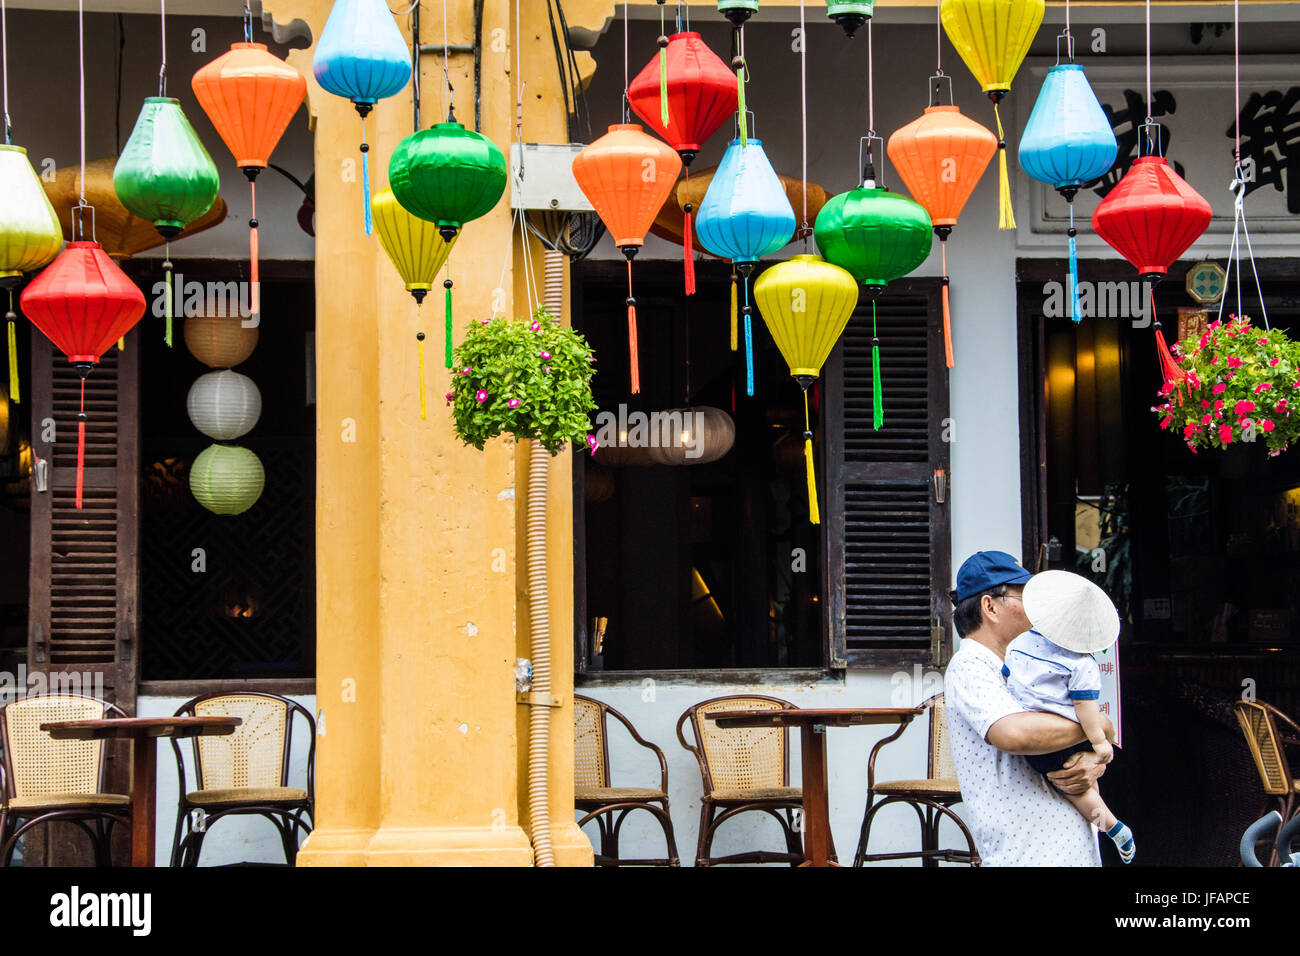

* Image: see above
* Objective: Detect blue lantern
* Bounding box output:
[313,0,413,234]
[696,137,796,396]
[1019,55,1117,323]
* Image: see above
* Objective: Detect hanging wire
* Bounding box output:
[1144,0,1152,122]
[411,1,421,131]
[158,0,166,96]
[936,0,942,74]
[244,0,253,43]
[799,0,808,245]
[623,0,629,117]
[1,0,10,144]
[441,0,453,120]
[78,0,86,211]
[866,19,874,137]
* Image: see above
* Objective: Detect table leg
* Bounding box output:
[799,723,835,867]
[130,737,156,867]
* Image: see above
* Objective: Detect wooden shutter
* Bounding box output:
[27,333,139,708]
[824,281,951,665]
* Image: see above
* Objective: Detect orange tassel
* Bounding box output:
[249,181,261,317]
[627,259,641,394]
[941,243,954,368]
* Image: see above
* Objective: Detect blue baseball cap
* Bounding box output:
[952,551,1033,603]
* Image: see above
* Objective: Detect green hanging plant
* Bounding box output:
[1151,315,1300,456]
[449,308,597,456]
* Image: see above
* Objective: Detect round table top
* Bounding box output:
[40,715,242,741]
[706,707,922,728]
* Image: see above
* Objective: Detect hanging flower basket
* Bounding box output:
[449,309,597,456]
[1152,315,1300,456]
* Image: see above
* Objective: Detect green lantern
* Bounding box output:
[813,187,932,297]
[189,444,265,516]
[388,122,507,242]
[827,1,874,37]
[719,0,759,24]
[114,97,220,346]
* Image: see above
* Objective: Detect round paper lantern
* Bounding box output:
[187,370,262,440]
[572,124,682,394]
[888,101,996,366]
[313,0,412,235]
[648,406,736,465]
[753,254,858,524]
[695,137,796,396]
[827,1,874,37]
[184,314,259,368]
[813,186,932,296]
[1019,61,1118,324]
[388,122,506,241]
[189,443,265,515]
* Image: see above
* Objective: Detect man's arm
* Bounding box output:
[985,711,1087,755]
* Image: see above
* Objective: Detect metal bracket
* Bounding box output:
[516,691,562,708]
[32,623,45,665]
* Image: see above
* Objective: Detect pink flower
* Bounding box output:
[1276,399,1288,414]
[480,319,491,326]
[1235,400,1256,416]
[1209,319,1222,330]
[1200,414,1212,425]
[1219,424,1234,444]
[1255,382,1273,393]
[530,321,541,331]
[1259,337,1270,345]
[1200,400,1211,410]
[1271,357,1281,367]
[1226,356,1244,369]
[445,391,454,406]
[1210,356,1219,365]
[540,351,552,360]
[1213,383,1227,395]
[476,389,488,403]
[1160,416,1174,430]
[461,366,473,375]
[586,434,599,456]
[1183,423,1198,440]
[507,398,520,409]
[1261,419,1276,433]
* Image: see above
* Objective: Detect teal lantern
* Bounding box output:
[827,1,874,37]
[113,96,220,347]
[388,122,507,242]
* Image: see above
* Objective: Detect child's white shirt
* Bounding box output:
[1002,629,1102,723]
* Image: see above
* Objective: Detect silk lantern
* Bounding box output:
[572,123,683,394]
[187,369,262,440]
[647,406,736,465]
[312,0,412,235]
[695,137,796,396]
[753,254,858,524]
[190,443,265,515]
[114,97,221,346]
[628,31,738,295]
[192,42,307,318]
[184,313,259,368]
[0,144,63,404]
[941,0,1045,229]
[827,1,874,37]
[20,241,147,508]
[1093,145,1211,390]
[1019,58,1117,323]
[888,92,996,367]
[371,186,456,418]
[719,0,758,24]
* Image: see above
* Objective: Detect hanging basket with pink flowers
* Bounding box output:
[1152,315,1300,456]
[449,308,597,455]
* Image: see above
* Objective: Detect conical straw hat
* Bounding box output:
[1023,570,1119,654]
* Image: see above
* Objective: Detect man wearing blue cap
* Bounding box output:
[943,551,1113,866]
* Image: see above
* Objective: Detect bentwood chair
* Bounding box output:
[1234,700,1300,866]
[676,695,811,866]
[0,695,131,866]
[852,694,979,867]
[169,692,315,867]
[573,695,679,866]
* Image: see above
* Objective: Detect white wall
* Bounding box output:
[137,694,316,867]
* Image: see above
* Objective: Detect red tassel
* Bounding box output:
[627,259,641,394]
[683,207,696,296]
[941,243,953,368]
[76,377,86,511]
[1150,292,1187,403]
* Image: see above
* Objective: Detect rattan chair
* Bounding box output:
[1235,699,1300,865]
[852,694,979,867]
[0,694,131,866]
[574,695,679,866]
[169,692,315,867]
[676,694,812,866]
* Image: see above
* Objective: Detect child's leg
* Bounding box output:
[1063,785,1135,863]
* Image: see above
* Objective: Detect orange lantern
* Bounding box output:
[887,80,996,367]
[572,124,682,394]
[192,40,307,317]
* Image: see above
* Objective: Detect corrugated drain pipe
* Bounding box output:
[526,248,565,866]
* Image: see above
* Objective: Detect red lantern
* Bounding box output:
[628,31,737,295]
[1093,153,1212,392]
[21,241,147,508]
[572,124,682,394]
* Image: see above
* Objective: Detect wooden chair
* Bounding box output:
[852,694,979,867]
[1234,699,1300,866]
[676,694,811,866]
[0,694,131,866]
[169,692,315,867]
[573,695,679,866]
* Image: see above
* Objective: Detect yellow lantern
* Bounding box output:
[371,186,457,420]
[753,254,859,524]
[941,0,1045,229]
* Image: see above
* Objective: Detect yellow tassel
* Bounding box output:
[994,102,1016,230]
[729,273,738,351]
[803,389,819,525]
[118,337,125,351]
[7,316,19,404]
[417,331,428,421]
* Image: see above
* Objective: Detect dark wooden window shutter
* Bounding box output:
[824,281,952,665]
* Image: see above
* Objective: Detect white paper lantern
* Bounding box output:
[190,444,266,515]
[187,370,262,441]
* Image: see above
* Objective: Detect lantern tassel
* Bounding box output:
[627,259,641,394]
[736,63,748,146]
[6,302,18,405]
[941,241,953,369]
[872,302,884,431]
[803,389,820,525]
[361,115,373,236]
[76,376,86,511]
[1151,291,1187,401]
[444,277,454,368]
[417,330,427,421]
[729,272,738,351]
[744,308,754,397]
[164,251,174,347]
[993,102,1016,231]
[1068,203,1081,324]
[658,32,669,129]
[249,179,260,318]
[683,173,696,295]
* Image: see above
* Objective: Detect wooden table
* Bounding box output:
[707,707,921,867]
[41,716,241,867]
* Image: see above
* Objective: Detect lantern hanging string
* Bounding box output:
[799,0,808,246]
[1144,0,1151,124]
[244,0,252,43]
[935,0,942,75]
[441,0,452,120]
[622,0,629,120]
[410,0,420,131]
[1,0,9,144]
[78,0,86,216]
[866,19,875,142]
[158,0,166,96]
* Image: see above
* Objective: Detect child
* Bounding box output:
[1002,569,1135,864]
